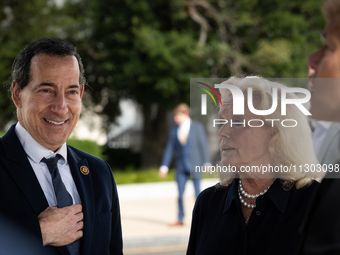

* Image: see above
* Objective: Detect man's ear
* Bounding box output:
[12,81,22,108]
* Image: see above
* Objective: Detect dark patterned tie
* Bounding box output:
[41,155,80,255]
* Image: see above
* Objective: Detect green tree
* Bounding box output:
[80,0,324,167]
[0,0,82,128]
[0,0,325,168]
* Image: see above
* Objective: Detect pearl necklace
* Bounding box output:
[238,180,272,208]
[239,180,270,199]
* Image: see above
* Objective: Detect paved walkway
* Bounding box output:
[117,179,219,254]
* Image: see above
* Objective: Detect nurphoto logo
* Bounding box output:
[196,80,312,128]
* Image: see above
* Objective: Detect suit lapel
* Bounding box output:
[0,125,49,214]
[67,147,95,255]
[318,123,340,163]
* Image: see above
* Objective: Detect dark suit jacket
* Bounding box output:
[161,121,210,174]
[0,125,123,255]
[299,177,340,255]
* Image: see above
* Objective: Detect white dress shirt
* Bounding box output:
[15,122,81,207]
[177,118,191,144]
[311,120,332,156]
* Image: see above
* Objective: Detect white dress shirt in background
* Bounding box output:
[311,120,332,156]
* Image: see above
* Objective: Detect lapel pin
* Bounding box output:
[80,166,90,175]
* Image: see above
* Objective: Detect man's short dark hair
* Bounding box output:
[11,38,86,90]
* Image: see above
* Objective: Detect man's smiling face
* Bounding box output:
[12,54,84,151]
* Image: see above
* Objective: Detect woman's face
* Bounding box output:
[218,97,273,169]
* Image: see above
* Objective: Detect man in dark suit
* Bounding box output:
[299,0,340,253]
[0,38,122,254]
[159,103,211,226]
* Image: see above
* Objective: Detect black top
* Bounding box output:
[187,178,319,255]
[299,177,340,254]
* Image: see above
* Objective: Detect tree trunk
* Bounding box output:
[141,105,169,168]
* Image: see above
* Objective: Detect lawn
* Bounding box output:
[112,168,175,185]
[111,168,217,185]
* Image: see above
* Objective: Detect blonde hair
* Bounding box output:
[323,0,340,25]
[173,103,190,115]
[218,76,324,189]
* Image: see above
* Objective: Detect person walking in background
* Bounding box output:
[0,38,122,255]
[159,103,211,226]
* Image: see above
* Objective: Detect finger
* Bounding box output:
[76,220,84,231]
[73,203,82,211]
[75,229,83,240]
[75,212,84,222]
[68,229,83,244]
[69,203,82,213]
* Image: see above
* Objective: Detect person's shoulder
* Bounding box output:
[193,183,230,215]
[191,120,204,128]
[293,179,320,197]
[299,179,320,190]
[0,125,21,158]
[68,146,116,186]
[0,137,4,156]
[67,145,109,168]
[171,125,178,131]
[191,121,206,133]
[197,183,229,203]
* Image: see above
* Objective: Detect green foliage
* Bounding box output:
[0,0,88,129]
[0,130,5,138]
[0,0,327,167]
[67,138,106,161]
[78,0,325,167]
[112,168,175,185]
[75,0,326,120]
[0,1,326,121]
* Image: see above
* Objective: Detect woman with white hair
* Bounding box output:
[186,76,323,255]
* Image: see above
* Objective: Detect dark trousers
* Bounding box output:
[176,171,200,221]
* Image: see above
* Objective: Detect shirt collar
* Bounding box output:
[264,179,290,213]
[223,179,238,213]
[223,178,290,214]
[15,122,67,164]
[311,120,332,131]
